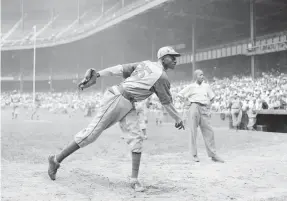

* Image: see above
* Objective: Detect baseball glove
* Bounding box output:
[78,68,98,90]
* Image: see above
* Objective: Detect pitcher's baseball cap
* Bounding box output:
[157,46,181,59]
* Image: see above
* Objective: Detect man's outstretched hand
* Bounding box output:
[175,121,185,130]
[78,68,98,91]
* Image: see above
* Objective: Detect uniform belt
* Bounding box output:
[191,102,206,107]
[110,85,135,103]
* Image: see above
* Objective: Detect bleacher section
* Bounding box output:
[0,0,144,49]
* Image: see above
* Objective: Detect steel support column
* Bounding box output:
[250,0,256,79]
[19,53,23,93]
[49,67,53,92]
[192,18,196,72]
[101,55,104,93]
[20,73,23,93]
[151,32,156,61]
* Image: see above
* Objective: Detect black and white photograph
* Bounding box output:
[1,0,287,200]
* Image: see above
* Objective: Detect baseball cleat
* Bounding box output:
[192,155,200,162]
[129,178,145,192]
[48,155,60,180]
[211,155,224,163]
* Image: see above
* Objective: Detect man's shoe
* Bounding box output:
[211,155,224,163]
[48,155,60,180]
[129,178,145,192]
[192,155,200,162]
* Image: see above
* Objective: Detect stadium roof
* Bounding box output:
[1,0,113,13]
[1,0,287,51]
[119,0,287,49]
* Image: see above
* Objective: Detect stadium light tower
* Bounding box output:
[33,25,37,105]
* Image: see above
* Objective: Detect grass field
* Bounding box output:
[1,108,287,201]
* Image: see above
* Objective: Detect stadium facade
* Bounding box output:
[1,0,287,92]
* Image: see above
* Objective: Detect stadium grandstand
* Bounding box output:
[1,0,139,49]
[1,0,287,92]
[1,0,287,117]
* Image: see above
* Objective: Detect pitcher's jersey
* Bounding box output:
[178,82,215,105]
[120,60,172,105]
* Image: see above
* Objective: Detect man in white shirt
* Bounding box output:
[229,94,243,129]
[178,69,224,163]
[246,99,257,130]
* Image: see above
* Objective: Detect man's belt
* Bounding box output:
[191,102,206,107]
[109,85,135,103]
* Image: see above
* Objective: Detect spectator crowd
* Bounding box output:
[2,72,287,122]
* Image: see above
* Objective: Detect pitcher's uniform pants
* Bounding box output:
[187,103,217,157]
[74,86,143,153]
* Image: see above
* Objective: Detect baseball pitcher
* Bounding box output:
[48,46,185,192]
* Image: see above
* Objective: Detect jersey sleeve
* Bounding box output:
[97,62,139,78]
[122,62,139,79]
[152,73,173,105]
[97,65,123,77]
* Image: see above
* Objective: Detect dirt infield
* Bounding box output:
[1,109,287,201]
